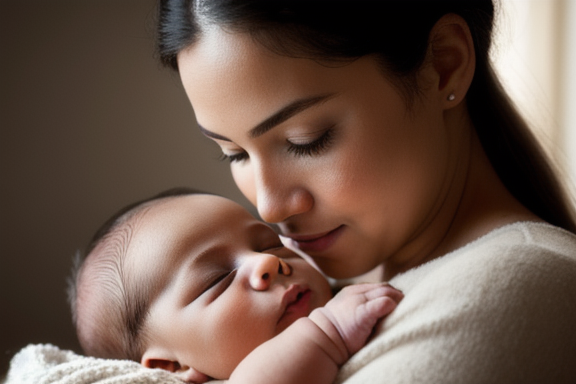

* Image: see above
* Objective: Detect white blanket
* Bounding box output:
[4,344,184,384]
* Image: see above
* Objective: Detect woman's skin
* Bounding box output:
[177,16,541,280]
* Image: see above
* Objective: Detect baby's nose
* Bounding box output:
[250,255,292,291]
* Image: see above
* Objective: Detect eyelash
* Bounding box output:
[203,269,237,297]
[219,128,334,164]
[219,152,248,163]
[287,128,334,157]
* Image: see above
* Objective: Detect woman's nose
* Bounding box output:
[253,165,314,224]
[257,188,314,224]
[249,254,292,291]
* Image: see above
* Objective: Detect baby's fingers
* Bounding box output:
[363,284,404,304]
[364,296,399,319]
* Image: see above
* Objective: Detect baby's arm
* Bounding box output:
[226,283,403,384]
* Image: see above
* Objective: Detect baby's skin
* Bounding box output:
[77,192,403,384]
[226,282,402,384]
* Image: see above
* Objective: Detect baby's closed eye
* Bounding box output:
[199,269,237,301]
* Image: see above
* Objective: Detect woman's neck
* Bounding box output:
[432,130,542,254]
[382,110,542,280]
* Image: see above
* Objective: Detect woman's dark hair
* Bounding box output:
[156,0,576,233]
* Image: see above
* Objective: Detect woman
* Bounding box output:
[157,1,576,383]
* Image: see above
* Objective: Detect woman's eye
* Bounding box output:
[219,151,249,163]
[218,127,334,162]
[287,128,334,157]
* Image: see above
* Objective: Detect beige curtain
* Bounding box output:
[492,0,576,195]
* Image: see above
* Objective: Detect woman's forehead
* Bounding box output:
[177,27,357,134]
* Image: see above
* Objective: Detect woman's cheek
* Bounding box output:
[231,164,257,206]
[320,148,365,197]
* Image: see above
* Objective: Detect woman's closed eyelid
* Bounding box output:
[219,127,335,163]
[285,125,332,144]
[219,151,248,163]
[215,141,249,163]
[286,127,334,157]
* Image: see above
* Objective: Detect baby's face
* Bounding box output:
[128,194,332,379]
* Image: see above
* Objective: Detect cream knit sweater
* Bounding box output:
[337,222,576,384]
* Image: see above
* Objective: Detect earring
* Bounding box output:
[447,93,456,101]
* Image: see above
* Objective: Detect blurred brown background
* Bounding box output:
[0,0,252,375]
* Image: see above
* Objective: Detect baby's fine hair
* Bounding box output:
[68,187,202,361]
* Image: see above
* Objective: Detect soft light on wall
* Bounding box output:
[492,0,576,196]
[561,1,576,195]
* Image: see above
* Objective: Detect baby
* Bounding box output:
[69,188,402,383]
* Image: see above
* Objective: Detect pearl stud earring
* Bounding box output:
[447,93,456,101]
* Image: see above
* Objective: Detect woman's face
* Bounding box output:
[178,28,460,279]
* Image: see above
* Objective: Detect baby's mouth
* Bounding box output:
[286,291,306,309]
[278,286,313,329]
[285,289,311,313]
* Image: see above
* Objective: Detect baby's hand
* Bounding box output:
[309,283,403,362]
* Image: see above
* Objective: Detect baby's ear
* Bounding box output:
[142,349,210,383]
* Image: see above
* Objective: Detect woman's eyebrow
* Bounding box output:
[199,126,231,141]
[198,92,337,141]
[249,93,337,138]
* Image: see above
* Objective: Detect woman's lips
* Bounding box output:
[288,225,345,253]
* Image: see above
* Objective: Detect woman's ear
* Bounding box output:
[427,13,476,107]
[142,348,210,383]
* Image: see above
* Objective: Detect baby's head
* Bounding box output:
[70,188,332,381]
